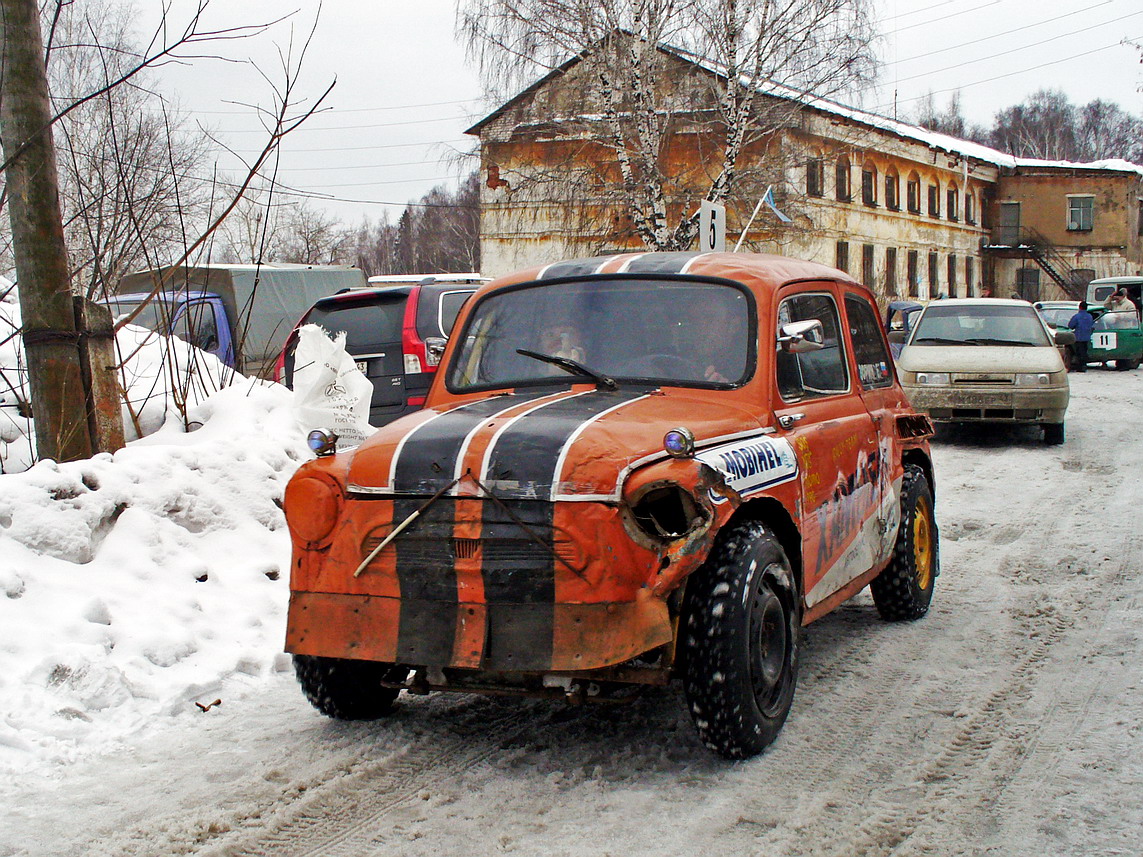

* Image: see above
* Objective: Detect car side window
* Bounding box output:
[844,293,893,389]
[776,291,849,401]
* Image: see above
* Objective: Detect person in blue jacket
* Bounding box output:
[1067,301,1095,372]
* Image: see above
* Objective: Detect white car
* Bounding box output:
[896,299,1071,444]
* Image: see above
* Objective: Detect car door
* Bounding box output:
[843,290,901,572]
[772,284,879,611]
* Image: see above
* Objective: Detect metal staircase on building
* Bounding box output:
[984,227,1084,300]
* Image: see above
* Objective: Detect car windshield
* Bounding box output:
[1037,307,1077,328]
[910,304,1051,347]
[306,293,407,351]
[447,278,752,391]
[105,297,173,331]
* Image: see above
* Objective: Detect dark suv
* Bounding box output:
[277,275,482,425]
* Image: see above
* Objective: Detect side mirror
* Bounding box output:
[778,319,825,353]
[1054,329,1076,346]
[887,330,906,345]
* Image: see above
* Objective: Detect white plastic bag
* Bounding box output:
[291,324,375,448]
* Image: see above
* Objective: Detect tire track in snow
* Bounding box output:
[803,534,1136,857]
[204,701,542,857]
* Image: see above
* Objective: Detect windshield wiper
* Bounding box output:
[963,338,1036,346]
[516,349,619,390]
[912,336,967,345]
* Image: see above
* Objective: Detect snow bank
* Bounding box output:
[0,381,310,773]
[0,278,236,473]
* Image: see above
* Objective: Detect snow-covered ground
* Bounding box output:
[2,368,1142,856]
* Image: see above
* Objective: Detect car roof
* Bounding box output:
[922,298,1034,308]
[480,251,865,302]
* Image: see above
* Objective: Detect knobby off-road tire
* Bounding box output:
[871,464,937,621]
[682,520,801,760]
[294,654,406,720]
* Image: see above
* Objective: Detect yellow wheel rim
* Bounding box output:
[912,497,934,591]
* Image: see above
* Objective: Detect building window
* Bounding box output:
[907,175,921,213]
[1067,196,1094,231]
[885,172,900,211]
[928,184,940,217]
[907,250,920,297]
[965,192,976,225]
[806,157,824,197]
[947,254,958,297]
[947,186,959,222]
[862,244,875,284]
[928,251,939,294]
[836,240,850,272]
[861,165,877,206]
[966,256,975,296]
[886,247,898,294]
[835,157,851,202]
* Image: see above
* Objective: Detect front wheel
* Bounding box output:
[1042,422,1065,445]
[871,465,937,621]
[293,655,406,720]
[682,521,801,759]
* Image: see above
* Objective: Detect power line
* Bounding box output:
[184,96,484,117]
[876,35,1143,111]
[887,10,1143,86]
[884,1,1115,66]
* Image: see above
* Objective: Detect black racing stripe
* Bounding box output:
[480,389,646,670]
[392,392,549,666]
[538,257,611,279]
[621,252,700,274]
[392,393,548,494]
[483,389,646,498]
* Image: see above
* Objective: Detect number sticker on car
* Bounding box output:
[1093,332,1116,349]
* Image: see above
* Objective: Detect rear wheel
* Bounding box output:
[871,465,937,620]
[682,520,801,759]
[293,655,406,720]
[1115,357,1141,370]
[1042,422,1065,445]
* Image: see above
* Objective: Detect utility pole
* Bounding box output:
[1,0,120,462]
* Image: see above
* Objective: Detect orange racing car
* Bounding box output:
[283,251,938,759]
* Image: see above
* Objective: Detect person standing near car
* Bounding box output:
[1068,301,1095,372]
[1103,289,1135,314]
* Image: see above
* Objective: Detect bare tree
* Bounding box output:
[276,200,352,264]
[459,0,877,250]
[985,89,1143,163]
[41,3,214,299]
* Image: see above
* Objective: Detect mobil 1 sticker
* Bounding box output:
[697,435,798,501]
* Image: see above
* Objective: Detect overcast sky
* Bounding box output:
[142,0,1142,226]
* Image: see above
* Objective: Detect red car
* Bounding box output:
[283,252,938,758]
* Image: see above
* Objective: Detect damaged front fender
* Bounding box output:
[620,458,742,597]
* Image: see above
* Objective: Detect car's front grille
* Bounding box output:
[358,497,579,574]
[952,373,1013,385]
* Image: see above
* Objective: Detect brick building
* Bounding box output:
[466,39,1143,301]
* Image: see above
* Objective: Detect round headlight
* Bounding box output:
[663,427,695,458]
[307,428,339,456]
[285,475,342,544]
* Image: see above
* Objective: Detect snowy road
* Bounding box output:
[7,371,1143,857]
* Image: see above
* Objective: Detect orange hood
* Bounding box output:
[345,387,769,501]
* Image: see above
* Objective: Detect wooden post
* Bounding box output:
[0,0,93,461]
[75,298,126,454]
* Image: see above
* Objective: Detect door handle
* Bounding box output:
[777,413,805,429]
